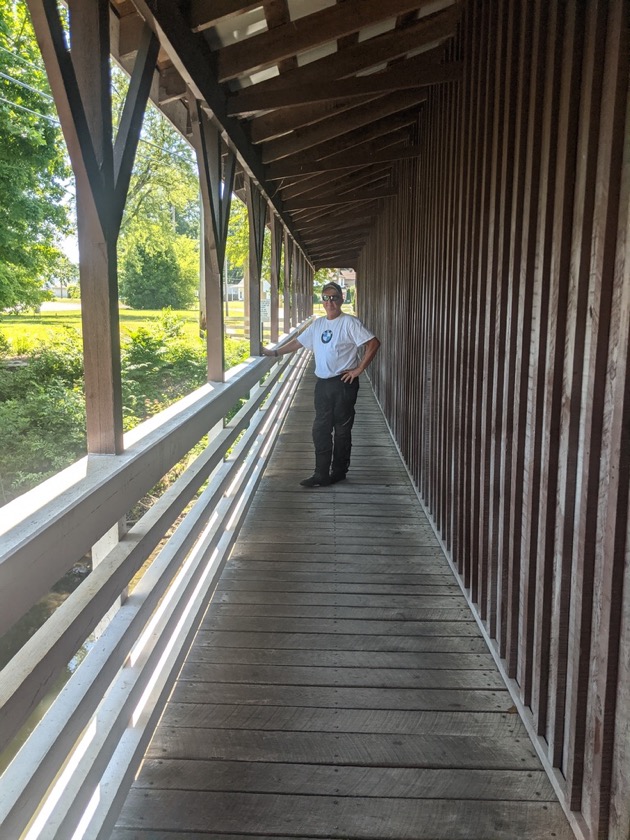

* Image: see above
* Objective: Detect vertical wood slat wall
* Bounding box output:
[357,2,629,839]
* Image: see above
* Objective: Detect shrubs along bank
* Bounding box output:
[0,309,249,506]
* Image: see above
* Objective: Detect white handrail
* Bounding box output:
[0,338,310,840]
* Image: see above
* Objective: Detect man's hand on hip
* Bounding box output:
[341,368,362,383]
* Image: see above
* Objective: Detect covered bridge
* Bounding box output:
[0,1,628,839]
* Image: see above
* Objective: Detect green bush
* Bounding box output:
[119,230,196,310]
[0,311,250,502]
[0,382,86,503]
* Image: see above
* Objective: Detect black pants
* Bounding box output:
[312,375,360,476]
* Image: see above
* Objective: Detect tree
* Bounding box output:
[112,65,200,308]
[0,1,71,310]
[119,225,196,310]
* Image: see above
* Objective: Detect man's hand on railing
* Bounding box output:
[262,338,302,359]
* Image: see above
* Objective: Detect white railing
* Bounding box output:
[0,337,310,840]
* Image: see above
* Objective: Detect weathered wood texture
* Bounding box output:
[357,2,629,839]
[113,371,574,839]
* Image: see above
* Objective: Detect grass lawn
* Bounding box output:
[0,302,251,351]
[0,300,340,353]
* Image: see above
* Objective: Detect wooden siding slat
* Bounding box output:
[357,1,629,837]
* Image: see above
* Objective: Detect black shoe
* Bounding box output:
[329,472,347,484]
[300,473,331,487]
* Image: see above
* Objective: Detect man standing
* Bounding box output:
[263,281,380,487]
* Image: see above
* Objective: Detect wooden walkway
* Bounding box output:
[113,366,575,840]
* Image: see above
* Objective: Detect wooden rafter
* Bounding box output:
[191,0,269,32]
[284,185,396,211]
[277,167,383,203]
[215,0,451,82]
[261,90,427,163]
[276,146,423,183]
[264,109,418,170]
[262,0,297,74]
[228,8,458,96]
[249,93,382,144]
[266,137,417,179]
[297,213,379,236]
[264,136,408,192]
[126,0,307,252]
[231,60,462,114]
[283,168,392,207]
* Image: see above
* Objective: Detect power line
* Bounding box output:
[0,93,59,124]
[0,90,195,164]
[0,42,45,73]
[0,69,54,101]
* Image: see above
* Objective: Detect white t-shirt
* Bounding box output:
[298,313,375,378]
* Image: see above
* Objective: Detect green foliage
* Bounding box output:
[0,383,86,502]
[0,328,86,503]
[0,310,249,504]
[119,309,244,428]
[0,1,71,310]
[119,226,197,310]
[224,199,249,273]
[313,268,338,290]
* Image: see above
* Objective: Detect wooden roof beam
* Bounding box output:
[190,0,263,32]
[306,232,372,251]
[269,142,421,180]
[125,0,306,250]
[287,169,391,206]
[297,214,379,236]
[262,90,427,162]
[215,0,454,82]
[249,93,382,144]
[277,164,389,202]
[313,252,361,266]
[264,109,418,169]
[231,7,459,96]
[230,59,462,114]
[284,185,396,211]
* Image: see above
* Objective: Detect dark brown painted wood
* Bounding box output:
[356,3,630,838]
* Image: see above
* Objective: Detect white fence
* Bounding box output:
[0,339,310,839]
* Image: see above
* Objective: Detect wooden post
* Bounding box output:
[270,215,282,343]
[245,176,267,356]
[284,230,293,334]
[192,104,236,381]
[27,0,158,453]
[291,249,299,326]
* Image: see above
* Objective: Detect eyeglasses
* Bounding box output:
[322,294,341,302]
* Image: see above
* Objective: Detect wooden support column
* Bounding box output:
[283,231,293,333]
[27,0,158,454]
[306,261,313,316]
[192,104,236,381]
[245,176,267,356]
[270,215,282,342]
[291,249,299,326]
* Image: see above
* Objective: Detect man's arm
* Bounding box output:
[261,337,303,358]
[341,336,381,383]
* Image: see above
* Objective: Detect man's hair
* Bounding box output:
[322,281,343,296]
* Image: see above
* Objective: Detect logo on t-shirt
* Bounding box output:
[321,330,333,344]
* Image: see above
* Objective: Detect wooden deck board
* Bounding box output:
[114,369,574,839]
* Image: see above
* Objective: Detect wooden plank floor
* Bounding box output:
[113,366,575,840]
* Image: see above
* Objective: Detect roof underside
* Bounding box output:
[110,0,463,268]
